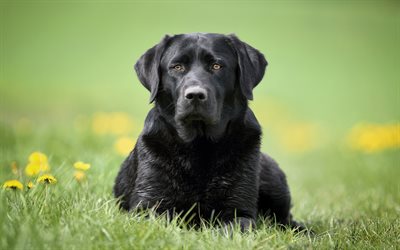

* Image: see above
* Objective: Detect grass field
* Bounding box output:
[1,130,399,249]
[1,1,399,249]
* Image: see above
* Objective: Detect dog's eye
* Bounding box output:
[172,64,185,72]
[211,63,222,71]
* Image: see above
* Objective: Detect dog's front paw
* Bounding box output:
[222,217,256,236]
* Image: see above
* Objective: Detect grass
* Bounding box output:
[1,115,399,249]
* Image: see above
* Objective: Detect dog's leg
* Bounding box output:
[257,154,310,232]
[221,216,256,235]
[113,149,138,210]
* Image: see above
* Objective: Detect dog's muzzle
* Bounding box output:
[175,85,217,125]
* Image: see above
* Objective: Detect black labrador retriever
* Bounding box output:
[114,33,305,231]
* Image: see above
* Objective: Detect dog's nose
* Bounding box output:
[184,86,207,101]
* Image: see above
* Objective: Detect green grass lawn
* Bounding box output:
[1,110,399,249]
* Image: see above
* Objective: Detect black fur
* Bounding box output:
[114,33,305,231]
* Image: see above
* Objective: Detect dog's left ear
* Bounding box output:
[134,35,171,103]
[227,34,268,100]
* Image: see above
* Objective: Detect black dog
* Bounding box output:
[114,33,305,231]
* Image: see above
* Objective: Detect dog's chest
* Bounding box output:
[135,147,238,211]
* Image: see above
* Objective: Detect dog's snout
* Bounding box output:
[184,86,208,101]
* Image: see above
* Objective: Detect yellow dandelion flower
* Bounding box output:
[91,112,110,135]
[25,151,50,176]
[25,163,41,176]
[109,112,135,135]
[276,122,322,154]
[74,171,86,182]
[27,181,35,189]
[91,112,136,136]
[11,161,18,175]
[25,162,50,176]
[347,123,400,153]
[37,174,57,184]
[29,152,48,164]
[114,137,136,156]
[3,180,23,190]
[74,161,91,171]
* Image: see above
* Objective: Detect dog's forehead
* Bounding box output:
[163,33,235,61]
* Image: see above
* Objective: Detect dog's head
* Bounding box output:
[135,33,267,142]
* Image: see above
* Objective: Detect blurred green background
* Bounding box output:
[2,0,398,123]
[1,0,399,162]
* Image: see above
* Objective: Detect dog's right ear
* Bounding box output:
[134,35,171,103]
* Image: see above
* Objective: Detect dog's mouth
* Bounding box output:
[176,112,216,126]
[174,101,222,142]
[174,111,220,142]
[183,113,206,122]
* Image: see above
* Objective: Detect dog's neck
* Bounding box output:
[144,103,259,147]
